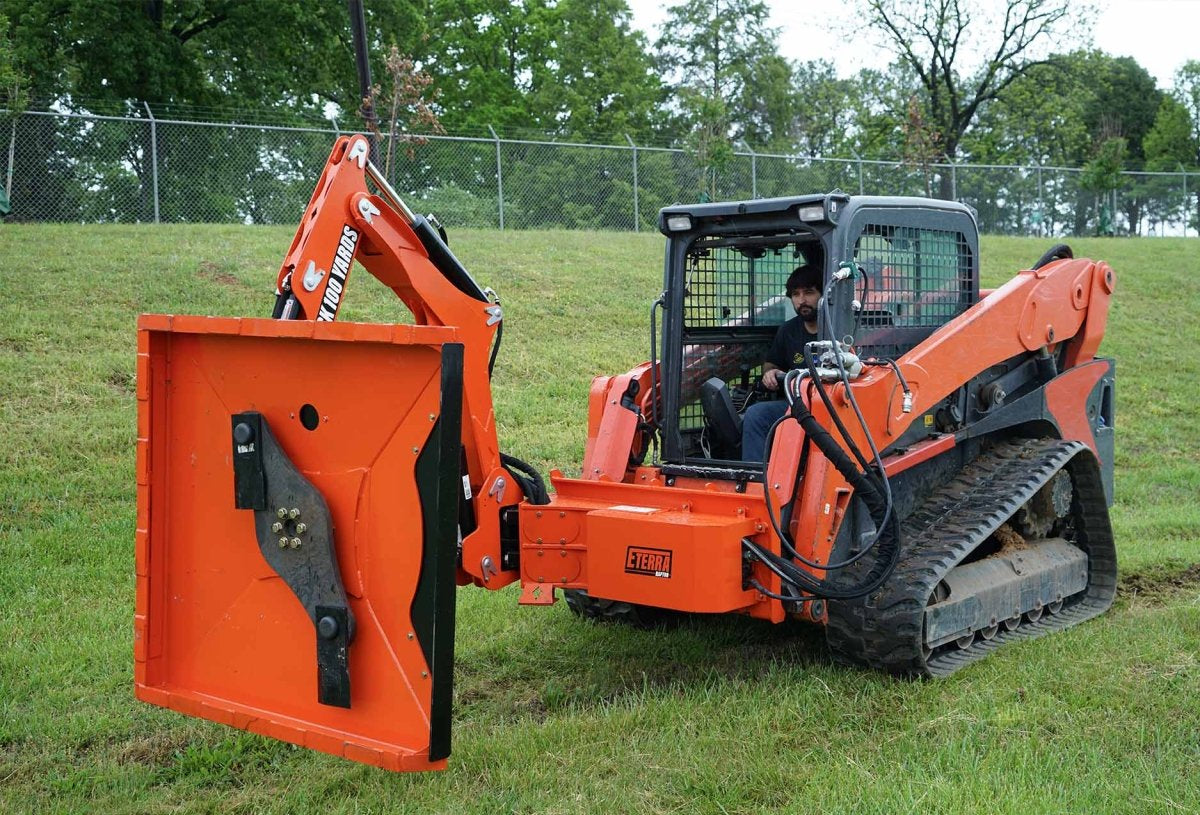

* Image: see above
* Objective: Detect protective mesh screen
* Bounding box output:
[852,224,974,359]
[677,340,770,432]
[676,241,816,441]
[683,245,807,330]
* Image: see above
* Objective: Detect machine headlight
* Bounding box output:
[665,214,693,231]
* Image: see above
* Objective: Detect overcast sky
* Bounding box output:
[625,0,1200,90]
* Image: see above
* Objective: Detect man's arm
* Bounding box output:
[761,362,783,390]
[761,323,790,390]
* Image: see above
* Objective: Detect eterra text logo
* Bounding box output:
[625,546,672,578]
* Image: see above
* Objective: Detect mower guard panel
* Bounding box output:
[134,315,463,772]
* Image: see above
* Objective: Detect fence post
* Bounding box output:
[488,124,504,230]
[1037,163,1044,237]
[143,102,160,224]
[332,117,340,137]
[741,140,757,199]
[6,115,15,200]
[1180,165,1190,238]
[950,159,957,200]
[851,149,863,195]
[626,134,639,232]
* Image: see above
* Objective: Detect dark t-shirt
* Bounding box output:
[766,316,818,371]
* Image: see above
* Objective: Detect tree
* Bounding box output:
[654,0,789,197]
[2,1,426,116]
[902,95,941,197]
[788,61,858,159]
[1,1,429,221]
[422,0,558,134]
[370,45,444,179]
[537,0,667,142]
[1168,61,1200,230]
[860,0,1086,198]
[1080,136,1126,235]
[1143,96,1198,232]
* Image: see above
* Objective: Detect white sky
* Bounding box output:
[626,0,1200,90]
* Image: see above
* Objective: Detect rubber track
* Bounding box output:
[825,438,1117,677]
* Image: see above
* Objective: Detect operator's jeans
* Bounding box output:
[741,399,790,462]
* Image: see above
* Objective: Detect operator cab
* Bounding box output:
[655,194,979,477]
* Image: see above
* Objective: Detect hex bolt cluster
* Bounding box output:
[272,506,307,549]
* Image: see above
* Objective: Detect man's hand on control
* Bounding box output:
[762,368,783,391]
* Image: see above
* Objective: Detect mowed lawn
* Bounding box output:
[0,223,1198,814]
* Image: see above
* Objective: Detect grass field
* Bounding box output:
[1,224,1198,814]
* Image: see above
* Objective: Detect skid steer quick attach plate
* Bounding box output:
[134,315,463,772]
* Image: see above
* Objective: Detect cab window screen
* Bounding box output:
[853,224,973,358]
[683,245,810,330]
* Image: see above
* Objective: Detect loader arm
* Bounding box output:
[271,134,517,587]
[766,255,1116,572]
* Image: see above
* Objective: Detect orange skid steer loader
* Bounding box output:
[134,134,1117,772]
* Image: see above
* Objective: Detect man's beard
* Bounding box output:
[796,304,816,320]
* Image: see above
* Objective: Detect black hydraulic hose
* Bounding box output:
[487,310,503,378]
[1031,243,1073,270]
[501,452,549,505]
[649,296,663,429]
[760,404,893,575]
[803,349,882,494]
[647,296,665,461]
[786,397,899,589]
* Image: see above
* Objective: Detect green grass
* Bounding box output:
[1,224,1198,814]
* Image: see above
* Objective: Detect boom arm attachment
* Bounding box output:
[271,134,521,587]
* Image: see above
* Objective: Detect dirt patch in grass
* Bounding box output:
[115,731,194,767]
[1119,562,1200,602]
[198,260,240,287]
[106,368,135,394]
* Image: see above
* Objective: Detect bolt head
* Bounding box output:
[317,615,339,639]
[295,522,307,534]
[271,521,283,533]
[289,537,302,549]
[288,508,301,520]
[278,537,288,548]
[276,507,288,519]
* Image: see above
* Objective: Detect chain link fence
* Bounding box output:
[3,108,1197,236]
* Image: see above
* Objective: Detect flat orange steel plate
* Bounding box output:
[134,315,463,772]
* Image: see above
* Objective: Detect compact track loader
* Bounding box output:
[135,134,1116,771]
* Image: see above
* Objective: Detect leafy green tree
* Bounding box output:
[655,0,783,197]
[1143,96,1198,231]
[1168,61,1200,229]
[859,0,1085,198]
[535,0,667,142]
[788,61,858,159]
[1081,136,1126,235]
[422,0,558,134]
[1,1,425,221]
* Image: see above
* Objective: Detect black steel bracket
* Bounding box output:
[231,412,355,708]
